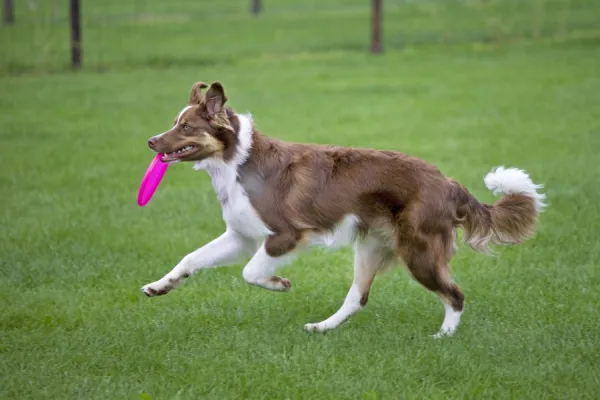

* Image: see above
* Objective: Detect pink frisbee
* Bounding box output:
[137,153,168,207]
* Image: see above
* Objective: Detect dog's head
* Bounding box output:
[147,81,237,163]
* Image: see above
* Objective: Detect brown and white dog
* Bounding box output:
[142,81,546,337]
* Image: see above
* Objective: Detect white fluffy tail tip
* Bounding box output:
[484,166,547,212]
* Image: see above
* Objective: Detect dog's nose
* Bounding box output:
[148,137,158,149]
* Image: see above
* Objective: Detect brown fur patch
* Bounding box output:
[450,181,540,252]
[360,292,370,307]
[189,81,209,104]
[198,132,225,155]
[148,82,238,163]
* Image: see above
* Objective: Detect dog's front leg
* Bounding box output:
[241,234,299,291]
[142,230,256,297]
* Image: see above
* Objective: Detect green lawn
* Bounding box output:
[1,1,599,399]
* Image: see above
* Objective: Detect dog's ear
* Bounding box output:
[205,82,228,116]
[203,82,233,132]
[189,81,209,104]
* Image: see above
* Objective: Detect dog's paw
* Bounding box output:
[303,322,329,333]
[141,282,172,297]
[268,276,292,291]
[432,329,454,339]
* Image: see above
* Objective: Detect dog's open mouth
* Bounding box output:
[161,145,197,162]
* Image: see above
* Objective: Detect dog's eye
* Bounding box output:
[181,124,190,131]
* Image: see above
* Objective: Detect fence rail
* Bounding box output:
[1,0,598,75]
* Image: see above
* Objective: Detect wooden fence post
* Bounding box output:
[251,0,262,15]
[370,0,383,53]
[3,0,14,25]
[70,0,81,69]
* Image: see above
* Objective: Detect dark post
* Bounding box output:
[3,0,14,25]
[370,0,382,53]
[70,0,81,69]
[251,0,262,15]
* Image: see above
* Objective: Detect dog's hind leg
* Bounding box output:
[142,230,256,297]
[397,230,464,337]
[304,235,394,333]
[434,287,464,338]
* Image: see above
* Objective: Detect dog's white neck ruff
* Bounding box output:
[193,114,271,239]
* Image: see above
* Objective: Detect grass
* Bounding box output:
[1,0,600,399]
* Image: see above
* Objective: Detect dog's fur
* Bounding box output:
[142,81,546,336]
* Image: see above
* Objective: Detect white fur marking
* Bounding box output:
[484,166,546,211]
[194,114,271,240]
[304,283,363,332]
[176,105,193,125]
[141,230,256,296]
[309,214,360,249]
[153,105,193,143]
[304,235,384,333]
[233,113,254,166]
[433,303,463,338]
[242,243,295,291]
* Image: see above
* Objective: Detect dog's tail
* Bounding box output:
[451,167,546,253]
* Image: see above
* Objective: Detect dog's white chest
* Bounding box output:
[221,182,271,239]
[198,159,271,240]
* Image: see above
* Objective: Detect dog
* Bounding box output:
[142,81,545,337]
